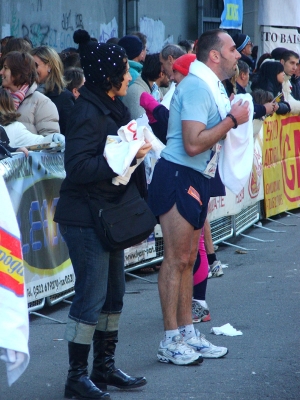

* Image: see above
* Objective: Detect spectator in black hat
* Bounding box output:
[271,47,288,61]
[131,31,147,63]
[118,35,144,86]
[232,33,255,71]
[54,28,151,400]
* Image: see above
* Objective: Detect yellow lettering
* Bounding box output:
[226,4,239,21]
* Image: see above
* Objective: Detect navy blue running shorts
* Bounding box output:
[147,158,210,230]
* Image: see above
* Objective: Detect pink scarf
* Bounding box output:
[7,84,29,110]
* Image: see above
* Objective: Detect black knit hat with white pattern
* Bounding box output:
[73,29,127,87]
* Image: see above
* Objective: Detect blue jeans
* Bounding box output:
[59,225,125,327]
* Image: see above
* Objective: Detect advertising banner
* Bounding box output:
[1,152,158,303]
[259,26,300,59]
[263,114,300,217]
[258,0,300,28]
[124,232,156,267]
[1,152,74,303]
[220,0,243,30]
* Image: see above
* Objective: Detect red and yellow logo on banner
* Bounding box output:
[0,228,24,297]
[263,114,300,217]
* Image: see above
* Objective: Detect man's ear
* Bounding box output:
[167,55,173,64]
[280,59,284,66]
[72,87,79,98]
[210,49,220,63]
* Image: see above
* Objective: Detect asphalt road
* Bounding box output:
[1,211,300,400]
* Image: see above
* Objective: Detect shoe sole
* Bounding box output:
[201,348,228,359]
[192,314,211,323]
[210,272,224,278]
[96,380,147,390]
[157,354,203,365]
[64,388,111,399]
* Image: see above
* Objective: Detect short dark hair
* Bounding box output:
[251,89,274,104]
[100,58,128,92]
[160,44,185,61]
[196,29,227,63]
[60,52,81,70]
[1,37,32,59]
[131,32,147,49]
[1,51,37,86]
[178,39,194,53]
[141,53,161,81]
[281,50,299,62]
[238,60,249,75]
[105,37,120,45]
[64,67,84,91]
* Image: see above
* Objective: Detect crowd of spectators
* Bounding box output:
[1,27,300,399]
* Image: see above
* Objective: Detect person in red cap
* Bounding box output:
[140,53,196,142]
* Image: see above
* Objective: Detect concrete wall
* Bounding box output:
[0,0,259,53]
[243,0,259,46]
[0,0,199,53]
[137,0,198,43]
[0,0,119,52]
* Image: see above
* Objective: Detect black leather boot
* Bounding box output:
[90,330,147,390]
[65,342,110,399]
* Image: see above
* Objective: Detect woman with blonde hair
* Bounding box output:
[31,45,75,135]
[0,51,60,135]
[0,87,64,150]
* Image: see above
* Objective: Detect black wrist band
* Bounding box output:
[226,113,238,129]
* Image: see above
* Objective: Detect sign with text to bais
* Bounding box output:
[263,114,300,217]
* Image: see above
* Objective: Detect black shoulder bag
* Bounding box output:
[84,182,157,251]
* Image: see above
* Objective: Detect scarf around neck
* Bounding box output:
[7,84,29,110]
[85,81,131,128]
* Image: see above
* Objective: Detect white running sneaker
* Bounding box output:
[157,334,203,365]
[185,330,228,358]
[208,260,224,278]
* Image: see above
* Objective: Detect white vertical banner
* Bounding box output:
[258,0,300,27]
[0,175,29,386]
[259,26,300,58]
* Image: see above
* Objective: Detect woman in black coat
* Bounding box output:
[31,45,75,135]
[252,61,291,115]
[54,30,151,400]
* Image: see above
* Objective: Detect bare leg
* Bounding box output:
[158,204,200,331]
[177,229,200,327]
[203,218,214,254]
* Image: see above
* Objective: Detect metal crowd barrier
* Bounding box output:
[124,202,262,278]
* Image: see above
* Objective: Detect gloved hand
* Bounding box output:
[52,133,65,152]
[140,92,160,123]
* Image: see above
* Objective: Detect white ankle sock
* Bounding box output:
[179,324,195,340]
[162,329,180,346]
[193,299,208,309]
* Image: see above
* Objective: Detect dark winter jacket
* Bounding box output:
[235,82,266,119]
[46,86,75,135]
[291,75,300,101]
[54,85,145,227]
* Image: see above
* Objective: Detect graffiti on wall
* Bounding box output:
[99,17,118,43]
[139,17,166,53]
[7,5,100,52]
